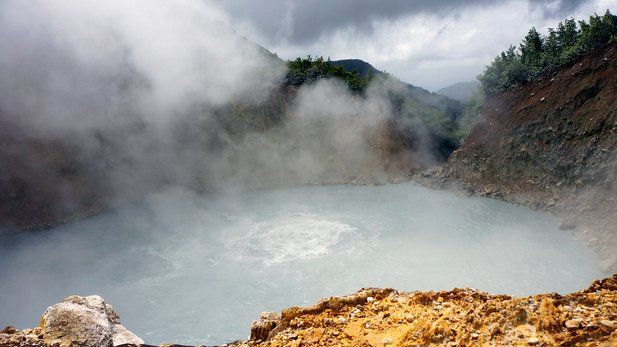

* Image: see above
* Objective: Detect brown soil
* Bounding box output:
[441,42,617,272]
[233,275,617,347]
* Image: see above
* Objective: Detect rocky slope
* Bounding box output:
[0,295,142,347]
[3,276,616,347]
[238,275,617,347]
[439,41,617,272]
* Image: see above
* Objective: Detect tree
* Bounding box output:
[455,93,484,141]
[285,55,371,93]
[479,10,617,96]
[519,27,544,79]
[579,11,617,50]
[478,46,527,95]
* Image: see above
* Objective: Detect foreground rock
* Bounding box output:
[0,295,143,347]
[235,275,617,347]
[2,277,617,346]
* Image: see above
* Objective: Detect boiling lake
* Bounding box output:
[0,183,604,345]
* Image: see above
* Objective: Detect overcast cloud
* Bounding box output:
[214,0,617,91]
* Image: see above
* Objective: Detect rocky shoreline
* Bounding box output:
[237,275,617,347]
[413,43,617,274]
[410,166,617,274]
[0,295,143,347]
[2,275,616,346]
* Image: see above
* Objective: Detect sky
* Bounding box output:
[213,0,617,91]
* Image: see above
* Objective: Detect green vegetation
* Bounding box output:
[329,59,381,78]
[286,56,465,156]
[214,53,466,162]
[479,10,617,95]
[455,93,484,141]
[378,79,463,159]
[285,55,373,93]
[459,10,617,142]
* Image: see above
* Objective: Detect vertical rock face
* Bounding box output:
[40,295,143,347]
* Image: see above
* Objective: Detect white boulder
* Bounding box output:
[41,295,143,347]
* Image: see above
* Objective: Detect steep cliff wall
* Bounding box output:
[442,42,617,271]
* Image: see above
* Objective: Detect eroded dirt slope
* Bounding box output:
[441,42,617,272]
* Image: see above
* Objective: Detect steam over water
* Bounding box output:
[0,184,603,345]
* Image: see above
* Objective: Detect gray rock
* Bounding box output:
[112,324,144,346]
[250,311,281,341]
[41,295,143,347]
[559,218,577,230]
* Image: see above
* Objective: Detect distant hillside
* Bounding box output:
[331,58,463,123]
[330,59,383,78]
[286,56,464,163]
[436,80,480,102]
[220,54,465,174]
[332,60,462,118]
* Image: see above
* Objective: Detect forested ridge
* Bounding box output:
[452,10,617,142]
[479,10,617,95]
[285,56,373,93]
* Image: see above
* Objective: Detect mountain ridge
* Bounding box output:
[436,80,480,102]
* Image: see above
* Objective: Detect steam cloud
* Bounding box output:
[0,0,428,229]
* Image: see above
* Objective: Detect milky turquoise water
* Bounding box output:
[0,183,604,345]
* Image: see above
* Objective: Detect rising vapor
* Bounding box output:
[0,0,431,230]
